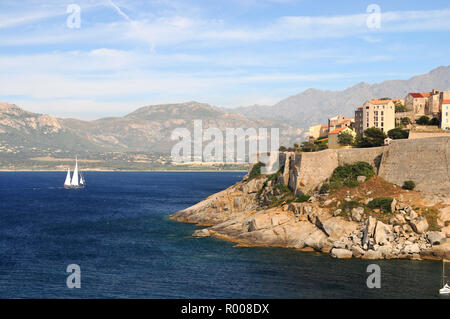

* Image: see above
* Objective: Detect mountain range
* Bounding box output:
[1,65,450,170]
[231,65,450,129]
[0,101,301,158]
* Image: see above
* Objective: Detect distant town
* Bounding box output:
[304,89,450,151]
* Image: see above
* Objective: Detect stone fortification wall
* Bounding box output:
[278,137,449,195]
[378,137,450,195]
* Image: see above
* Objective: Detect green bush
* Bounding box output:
[366,197,394,213]
[248,162,265,179]
[338,131,354,146]
[343,179,361,188]
[429,118,440,126]
[319,183,330,194]
[330,161,375,189]
[274,184,291,194]
[416,116,430,125]
[388,128,409,140]
[402,180,416,190]
[293,194,310,203]
[355,128,387,148]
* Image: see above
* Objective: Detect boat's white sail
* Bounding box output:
[64,168,71,186]
[64,156,85,189]
[71,157,79,186]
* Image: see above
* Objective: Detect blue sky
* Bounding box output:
[1,0,450,119]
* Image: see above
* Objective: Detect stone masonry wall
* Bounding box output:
[278,137,449,195]
[378,137,450,195]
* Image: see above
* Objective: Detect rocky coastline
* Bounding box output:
[170,173,450,260]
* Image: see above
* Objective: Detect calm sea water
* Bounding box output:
[0,172,447,299]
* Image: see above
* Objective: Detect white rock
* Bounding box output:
[410,217,429,234]
[330,248,353,259]
[426,231,447,245]
[351,207,364,222]
[357,176,367,183]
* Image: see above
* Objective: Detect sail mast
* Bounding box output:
[71,156,79,186]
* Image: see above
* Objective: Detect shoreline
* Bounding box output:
[170,174,450,261]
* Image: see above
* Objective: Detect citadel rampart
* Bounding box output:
[279,137,450,195]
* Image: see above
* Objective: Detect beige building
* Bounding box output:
[328,115,353,132]
[442,100,450,130]
[405,93,430,116]
[328,127,356,149]
[308,124,322,140]
[361,99,395,133]
[308,124,329,141]
[404,90,450,121]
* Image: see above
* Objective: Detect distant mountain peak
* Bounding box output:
[232,65,450,130]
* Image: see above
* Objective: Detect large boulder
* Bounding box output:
[390,198,397,213]
[438,206,450,227]
[244,178,264,194]
[404,243,421,254]
[193,228,211,237]
[410,217,429,234]
[330,248,353,259]
[426,231,447,245]
[442,225,450,239]
[362,250,383,260]
[374,221,394,246]
[351,207,364,222]
[390,214,406,226]
[304,229,330,252]
[362,216,377,249]
[351,245,365,258]
[248,214,272,232]
[321,217,359,241]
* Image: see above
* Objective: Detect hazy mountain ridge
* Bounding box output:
[0,101,303,158]
[232,66,450,129]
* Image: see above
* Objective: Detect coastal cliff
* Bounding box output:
[171,137,450,260]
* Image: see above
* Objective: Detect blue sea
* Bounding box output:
[0,172,447,299]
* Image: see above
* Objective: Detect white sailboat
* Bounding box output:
[64,157,85,189]
[440,259,450,295]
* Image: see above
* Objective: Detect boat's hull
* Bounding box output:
[64,185,85,189]
[440,288,450,294]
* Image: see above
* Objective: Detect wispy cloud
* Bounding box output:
[0,1,449,117]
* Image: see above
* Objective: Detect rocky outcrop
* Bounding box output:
[172,138,450,260]
[171,172,450,260]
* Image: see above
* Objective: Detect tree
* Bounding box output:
[388,128,409,140]
[402,180,416,190]
[337,131,354,146]
[355,128,387,148]
[429,117,440,126]
[416,116,430,125]
[395,102,407,113]
[300,142,318,152]
[401,117,411,126]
